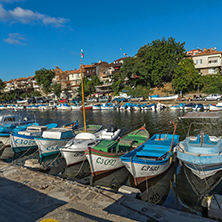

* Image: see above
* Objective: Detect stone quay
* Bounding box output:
[0,161,216,222]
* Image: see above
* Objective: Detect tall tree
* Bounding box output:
[172,58,200,93]
[120,37,186,87]
[35,68,55,94]
[0,78,6,91]
[50,82,61,98]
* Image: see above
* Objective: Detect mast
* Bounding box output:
[80,50,86,132]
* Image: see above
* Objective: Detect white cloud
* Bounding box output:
[3,33,26,45]
[0,4,69,27]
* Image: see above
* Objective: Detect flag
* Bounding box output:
[81,49,84,58]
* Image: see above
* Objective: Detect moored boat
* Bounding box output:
[176,112,222,179]
[120,122,179,185]
[60,126,121,167]
[35,128,74,160]
[85,126,150,177]
[149,94,178,101]
[10,123,58,153]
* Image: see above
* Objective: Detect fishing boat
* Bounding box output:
[120,122,179,185]
[84,126,150,177]
[192,103,204,111]
[182,103,195,110]
[10,123,58,153]
[56,103,72,110]
[149,94,178,101]
[60,126,121,167]
[176,112,222,179]
[0,113,36,147]
[143,104,156,110]
[35,128,74,160]
[209,103,222,111]
[92,104,101,110]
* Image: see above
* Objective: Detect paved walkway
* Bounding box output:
[0,162,216,222]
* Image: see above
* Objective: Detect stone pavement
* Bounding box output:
[0,162,216,222]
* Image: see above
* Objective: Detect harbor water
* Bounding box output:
[1,108,222,217]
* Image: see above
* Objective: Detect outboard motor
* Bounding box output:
[108,126,116,132]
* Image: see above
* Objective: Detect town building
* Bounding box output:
[188,47,222,75]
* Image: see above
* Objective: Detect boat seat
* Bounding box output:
[136,149,167,157]
[204,134,217,145]
[189,134,200,144]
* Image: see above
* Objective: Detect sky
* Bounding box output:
[1,0,222,81]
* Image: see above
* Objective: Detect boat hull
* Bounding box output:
[85,148,124,176]
[149,94,178,101]
[121,157,172,185]
[10,133,37,153]
[35,138,70,159]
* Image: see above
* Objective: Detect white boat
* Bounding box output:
[71,105,81,110]
[60,132,98,167]
[149,94,178,101]
[92,104,101,110]
[56,103,72,110]
[10,123,58,153]
[60,126,121,167]
[35,128,74,159]
[209,103,222,111]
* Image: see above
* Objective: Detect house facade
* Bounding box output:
[189,48,222,75]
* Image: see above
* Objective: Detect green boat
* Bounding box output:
[84,126,150,177]
[74,124,102,134]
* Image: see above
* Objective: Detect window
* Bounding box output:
[209,68,216,74]
[208,57,218,64]
[196,59,202,65]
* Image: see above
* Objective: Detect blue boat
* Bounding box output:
[10,123,58,153]
[120,122,179,185]
[192,103,203,111]
[176,112,222,179]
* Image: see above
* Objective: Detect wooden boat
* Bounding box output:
[0,113,36,147]
[84,126,150,177]
[35,128,74,160]
[10,123,58,153]
[149,94,178,101]
[176,112,222,179]
[120,122,179,185]
[60,126,121,167]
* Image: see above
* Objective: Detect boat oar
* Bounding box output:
[170,121,178,152]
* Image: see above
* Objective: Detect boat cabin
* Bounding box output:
[42,128,74,139]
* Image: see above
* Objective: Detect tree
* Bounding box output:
[172,58,200,93]
[120,37,186,87]
[50,82,61,98]
[200,74,222,94]
[78,75,101,97]
[35,68,55,94]
[0,78,6,91]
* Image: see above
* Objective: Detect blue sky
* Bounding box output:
[1,0,222,81]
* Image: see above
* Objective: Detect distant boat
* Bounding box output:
[209,102,222,111]
[149,94,178,101]
[85,126,150,177]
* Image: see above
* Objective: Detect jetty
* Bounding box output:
[0,161,215,222]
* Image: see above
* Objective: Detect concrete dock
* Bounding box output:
[0,161,216,222]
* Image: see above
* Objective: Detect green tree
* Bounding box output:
[78,75,101,97]
[0,78,6,91]
[200,74,222,94]
[172,58,200,93]
[50,82,61,98]
[35,68,55,94]
[120,37,186,87]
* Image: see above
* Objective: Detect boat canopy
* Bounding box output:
[179,112,219,119]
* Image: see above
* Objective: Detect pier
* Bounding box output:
[0,161,215,222]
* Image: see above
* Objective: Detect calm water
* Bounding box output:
[1,108,222,217]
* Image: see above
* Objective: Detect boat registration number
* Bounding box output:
[96,157,116,166]
[141,165,159,171]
